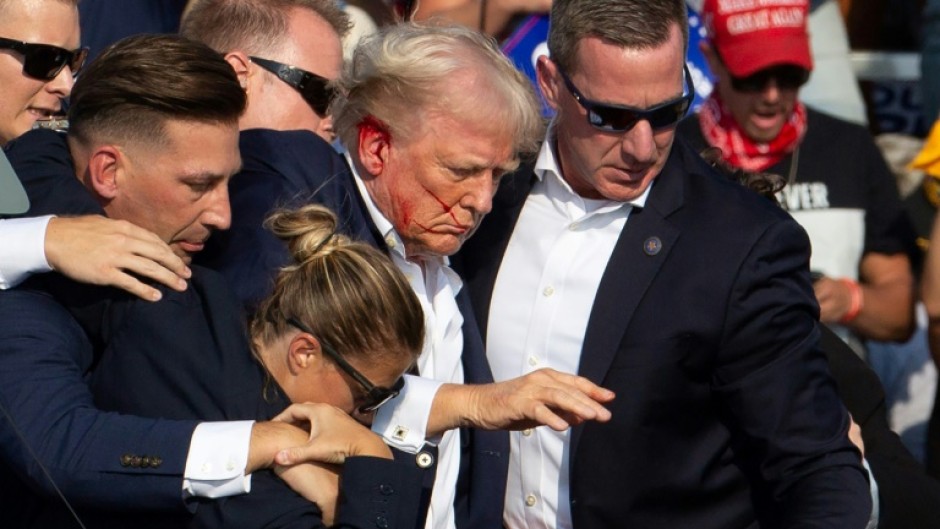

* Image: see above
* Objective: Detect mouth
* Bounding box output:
[176,240,206,254]
[27,107,61,120]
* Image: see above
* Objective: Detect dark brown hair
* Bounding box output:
[67,34,246,148]
[548,0,688,74]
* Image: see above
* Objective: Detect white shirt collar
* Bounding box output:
[533,126,653,216]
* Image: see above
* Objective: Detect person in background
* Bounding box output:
[677,0,917,354]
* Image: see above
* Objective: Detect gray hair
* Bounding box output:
[548,0,688,74]
[180,0,351,56]
[333,22,544,159]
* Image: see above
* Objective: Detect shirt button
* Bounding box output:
[522,429,533,437]
[375,515,389,528]
[201,463,212,474]
[542,286,555,297]
[226,459,236,472]
[384,236,397,249]
[568,223,579,231]
[528,356,539,367]
[379,483,395,495]
[525,494,537,507]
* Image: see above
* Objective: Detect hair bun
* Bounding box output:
[264,204,347,264]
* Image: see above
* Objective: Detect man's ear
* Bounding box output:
[287,332,322,375]
[356,117,391,177]
[85,145,123,200]
[225,51,252,91]
[536,56,563,112]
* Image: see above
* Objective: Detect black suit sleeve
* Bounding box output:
[819,326,940,529]
[713,218,872,528]
[0,289,197,515]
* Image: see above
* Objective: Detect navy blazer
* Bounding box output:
[455,138,872,528]
[1,129,424,528]
[0,129,198,525]
[197,129,509,529]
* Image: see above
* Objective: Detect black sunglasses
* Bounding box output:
[559,63,695,133]
[0,37,88,81]
[287,318,403,413]
[250,56,335,116]
[729,64,810,93]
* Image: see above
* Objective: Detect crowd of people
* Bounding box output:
[1,0,939,528]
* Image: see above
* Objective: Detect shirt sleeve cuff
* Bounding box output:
[0,215,54,289]
[372,375,443,452]
[182,421,254,499]
[862,457,880,529]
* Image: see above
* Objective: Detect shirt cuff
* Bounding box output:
[182,421,254,499]
[372,375,443,452]
[0,215,53,289]
[862,457,880,529]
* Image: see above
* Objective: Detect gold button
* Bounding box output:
[525,494,537,507]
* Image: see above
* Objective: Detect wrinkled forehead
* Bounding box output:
[0,0,80,45]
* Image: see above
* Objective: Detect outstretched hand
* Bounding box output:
[44,215,190,300]
[431,368,614,435]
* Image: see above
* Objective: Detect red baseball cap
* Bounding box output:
[701,0,813,78]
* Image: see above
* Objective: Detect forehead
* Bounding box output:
[410,109,516,168]
[131,119,241,176]
[570,29,686,109]
[0,0,80,47]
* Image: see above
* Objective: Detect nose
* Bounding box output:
[461,174,495,215]
[46,66,75,99]
[204,184,232,231]
[621,119,656,164]
[761,79,782,103]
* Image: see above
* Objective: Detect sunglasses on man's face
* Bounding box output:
[286,318,404,414]
[250,56,335,116]
[0,37,88,81]
[559,63,695,133]
[728,64,810,93]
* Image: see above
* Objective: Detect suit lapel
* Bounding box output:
[570,147,687,458]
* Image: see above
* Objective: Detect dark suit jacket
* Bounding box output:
[197,129,509,529]
[0,129,198,525]
[455,138,871,528]
[819,326,940,529]
[1,129,424,529]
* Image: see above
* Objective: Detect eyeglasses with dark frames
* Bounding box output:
[287,317,404,413]
[249,56,335,117]
[0,37,88,81]
[559,63,695,133]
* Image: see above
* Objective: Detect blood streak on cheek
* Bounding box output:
[422,186,462,226]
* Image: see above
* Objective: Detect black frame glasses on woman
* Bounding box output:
[287,318,404,413]
[559,63,695,133]
[0,37,88,81]
[249,56,335,116]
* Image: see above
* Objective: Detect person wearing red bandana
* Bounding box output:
[678,0,917,353]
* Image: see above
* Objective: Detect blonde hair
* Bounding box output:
[333,21,544,157]
[252,205,424,367]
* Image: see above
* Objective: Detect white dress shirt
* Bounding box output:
[0,216,53,289]
[486,136,647,529]
[348,153,463,529]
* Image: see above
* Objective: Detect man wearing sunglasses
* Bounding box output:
[456,0,871,527]
[0,0,194,304]
[678,0,916,352]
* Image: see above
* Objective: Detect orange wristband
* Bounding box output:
[839,278,864,324]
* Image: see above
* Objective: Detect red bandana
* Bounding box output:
[698,92,807,172]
